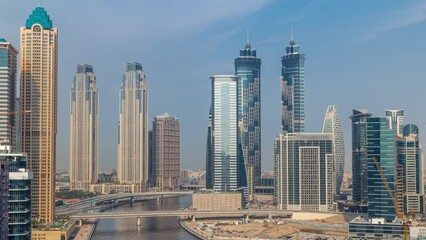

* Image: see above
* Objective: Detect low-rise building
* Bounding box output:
[32,220,76,240]
[193,191,242,211]
[348,216,404,239]
[90,183,141,194]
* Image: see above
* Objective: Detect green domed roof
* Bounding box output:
[25,7,53,29]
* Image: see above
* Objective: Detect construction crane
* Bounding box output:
[371,157,409,240]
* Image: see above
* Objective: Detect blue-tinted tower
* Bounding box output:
[281,35,305,133]
[234,37,261,187]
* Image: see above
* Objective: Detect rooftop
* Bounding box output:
[26,6,53,30]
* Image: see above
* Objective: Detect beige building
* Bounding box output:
[152,113,180,191]
[70,64,98,191]
[118,62,148,192]
[90,183,141,194]
[32,220,76,240]
[20,6,58,222]
[193,192,242,211]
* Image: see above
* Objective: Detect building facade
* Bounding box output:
[20,6,58,222]
[210,75,240,192]
[234,38,261,188]
[274,133,334,212]
[118,62,148,192]
[348,217,404,240]
[205,110,213,189]
[385,109,404,136]
[70,64,98,191]
[322,105,345,195]
[366,117,396,221]
[152,113,180,191]
[0,162,8,239]
[396,124,424,214]
[281,36,305,133]
[0,146,32,240]
[0,39,18,149]
[350,109,372,203]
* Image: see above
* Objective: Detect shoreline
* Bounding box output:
[178,219,207,240]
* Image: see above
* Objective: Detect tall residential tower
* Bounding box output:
[0,39,18,148]
[70,64,98,191]
[118,62,148,192]
[234,36,261,188]
[281,35,305,133]
[20,6,58,222]
[322,105,345,194]
[152,113,180,191]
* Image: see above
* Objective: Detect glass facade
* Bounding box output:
[0,149,32,240]
[348,217,404,239]
[274,133,334,212]
[366,117,396,221]
[281,38,305,133]
[322,105,345,195]
[210,75,239,192]
[234,40,261,187]
[350,109,372,203]
[385,109,404,136]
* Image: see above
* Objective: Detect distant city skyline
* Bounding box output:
[2,1,426,171]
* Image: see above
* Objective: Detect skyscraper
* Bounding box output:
[0,162,8,239]
[366,117,396,221]
[281,34,305,133]
[274,133,334,212]
[350,109,372,203]
[0,39,18,148]
[322,105,345,195]
[118,62,148,192]
[20,6,58,222]
[396,124,424,214]
[385,109,404,136]
[205,109,213,189]
[152,113,180,191]
[210,75,240,192]
[234,36,262,188]
[70,64,98,191]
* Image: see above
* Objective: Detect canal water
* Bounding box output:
[92,196,197,239]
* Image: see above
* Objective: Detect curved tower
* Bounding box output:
[322,105,345,194]
[118,62,148,192]
[234,36,261,188]
[70,64,98,192]
[20,6,58,222]
[281,35,305,133]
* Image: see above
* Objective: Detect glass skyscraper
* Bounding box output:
[396,124,424,214]
[274,133,334,212]
[350,109,372,203]
[281,36,305,133]
[70,64,98,192]
[366,117,396,221]
[0,39,18,149]
[210,75,239,192]
[20,6,58,222]
[322,105,345,195]
[118,62,148,192]
[234,38,261,189]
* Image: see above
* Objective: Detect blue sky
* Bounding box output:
[1,0,426,171]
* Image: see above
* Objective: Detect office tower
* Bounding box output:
[118,62,148,192]
[385,109,404,136]
[322,105,345,195]
[210,75,240,192]
[350,109,372,203]
[366,117,396,221]
[148,130,153,187]
[396,124,424,214]
[234,36,261,188]
[274,133,334,212]
[20,6,58,222]
[205,110,213,189]
[0,162,8,239]
[281,34,305,133]
[70,64,98,191]
[0,39,18,148]
[15,98,20,151]
[0,146,32,240]
[152,113,180,191]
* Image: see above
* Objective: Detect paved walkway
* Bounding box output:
[73,219,97,240]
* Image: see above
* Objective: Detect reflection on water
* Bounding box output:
[92,196,197,240]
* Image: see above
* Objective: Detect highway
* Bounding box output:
[56,192,193,216]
